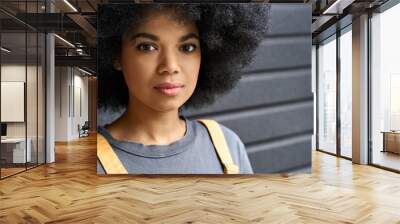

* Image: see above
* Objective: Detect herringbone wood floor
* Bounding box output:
[0,134,399,224]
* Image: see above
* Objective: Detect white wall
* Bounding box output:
[1,82,24,122]
[1,65,26,128]
[54,66,69,141]
[1,63,46,164]
[1,64,35,137]
[54,66,89,141]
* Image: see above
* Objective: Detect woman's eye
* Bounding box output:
[136,43,157,52]
[180,44,197,53]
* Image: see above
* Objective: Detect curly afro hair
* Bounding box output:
[97,3,270,111]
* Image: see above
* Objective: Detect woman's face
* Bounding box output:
[116,11,201,112]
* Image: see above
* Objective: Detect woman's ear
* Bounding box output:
[113,60,122,71]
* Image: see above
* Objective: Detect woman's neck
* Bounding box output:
[106,98,186,146]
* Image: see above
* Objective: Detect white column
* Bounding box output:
[46,1,55,163]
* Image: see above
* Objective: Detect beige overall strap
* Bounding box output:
[97,133,128,174]
[197,119,239,174]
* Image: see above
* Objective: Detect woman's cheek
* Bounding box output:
[188,58,201,90]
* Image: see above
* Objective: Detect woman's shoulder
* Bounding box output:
[191,119,244,148]
[97,125,119,146]
[217,123,243,146]
[191,118,253,173]
[97,126,111,139]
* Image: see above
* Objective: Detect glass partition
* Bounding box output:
[0,1,46,179]
[1,30,28,178]
[317,35,337,155]
[371,3,400,171]
[339,27,352,158]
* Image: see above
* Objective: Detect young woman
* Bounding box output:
[97,3,270,174]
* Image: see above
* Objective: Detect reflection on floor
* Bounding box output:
[0,163,41,178]
[341,147,352,159]
[373,150,400,171]
[0,167,25,178]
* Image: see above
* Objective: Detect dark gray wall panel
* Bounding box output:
[247,135,312,173]
[244,37,311,73]
[191,101,313,144]
[243,4,312,73]
[266,4,311,36]
[183,69,312,116]
[186,3,313,173]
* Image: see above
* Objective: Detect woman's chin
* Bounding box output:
[148,101,184,113]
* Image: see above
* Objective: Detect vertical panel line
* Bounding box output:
[36,47,39,166]
[25,0,28,171]
[60,67,61,117]
[336,27,341,157]
[44,0,47,164]
[367,10,373,165]
[0,17,2,179]
[316,44,319,150]
[36,0,39,167]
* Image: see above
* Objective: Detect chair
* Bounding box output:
[78,121,90,138]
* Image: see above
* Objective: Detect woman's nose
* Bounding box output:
[157,49,180,75]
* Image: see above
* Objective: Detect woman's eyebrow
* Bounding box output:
[130,32,159,41]
[129,32,199,42]
[180,33,200,42]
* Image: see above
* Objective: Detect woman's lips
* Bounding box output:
[154,83,184,97]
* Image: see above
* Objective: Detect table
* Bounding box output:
[1,138,31,163]
[381,131,400,154]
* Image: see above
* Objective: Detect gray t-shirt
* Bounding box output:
[97,116,253,174]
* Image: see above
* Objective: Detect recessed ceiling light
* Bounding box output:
[77,67,92,76]
[1,47,11,53]
[63,0,78,12]
[54,34,75,48]
[322,0,354,15]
